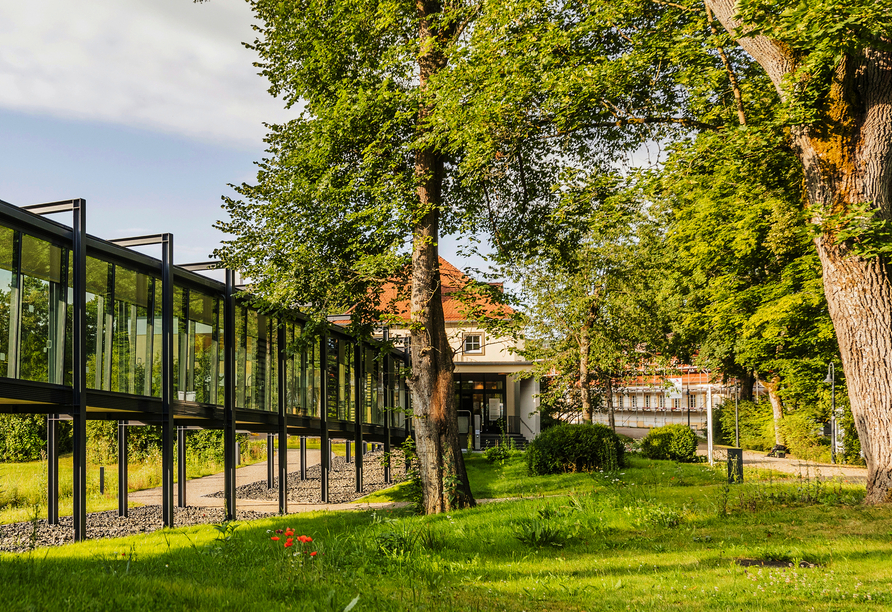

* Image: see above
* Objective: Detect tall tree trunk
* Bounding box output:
[738,370,755,403]
[605,377,616,431]
[708,0,892,504]
[579,325,593,423]
[409,0,474,514]
[761,375,785,446]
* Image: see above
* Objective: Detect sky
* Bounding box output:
[0,0,480,273]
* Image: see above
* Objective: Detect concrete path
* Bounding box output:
[617,426,867,483]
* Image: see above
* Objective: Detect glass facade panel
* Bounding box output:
[0,226,17,378]
[0,218,408,427]
[173,287,222,404]
[19,234,68,384]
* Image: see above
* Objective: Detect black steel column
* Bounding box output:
[300,436,307,481]
[117,420,128,517]
[224,270,237,521]
[383,332,391,485]
[320,333,329,503]
[47,415,59,524]
[277,322,288,515]
[346,440,352,464]
[161,234,175,528]
[266,433,275,489]
[354,341,363,493]
[177,426,187,508]
[72,199,87,541]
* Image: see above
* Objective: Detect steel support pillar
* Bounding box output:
[47,414,59,524]
[117,420,128,517]
[320,333,329,503]
[300,437,307,481]
[277,322,288,515]
[161,234,175,528]
[177,426,187,507]
[345,440,352,464]
[267,433,275,489]
[71,199,87,541]
[354,342,363,493]
[223,269,237,521]
[383,335,391,485]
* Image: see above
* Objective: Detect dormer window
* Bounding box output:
[463,334,483,354]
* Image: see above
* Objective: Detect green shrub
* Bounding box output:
[0,414,72,462]
[640,424,698,462]
[779,412,830,462]
[526,423,624,475]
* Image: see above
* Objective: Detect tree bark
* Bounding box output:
[579,325,593,423]
[761,375,785,446]
[707,0,892,504]
[738,370,755,403]
[409,0,474,514]
[605,377,616,431]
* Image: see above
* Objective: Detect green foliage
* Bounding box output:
[399,436,423,514]
[0,415,51,462]
[718,399,779,452]
[526,423,624,475]
[778,412,830,463]
[511,519,565,548]
[640,424,698,463]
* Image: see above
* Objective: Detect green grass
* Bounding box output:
[0,452,882,611]
[287,437,348,457]
[0,441,271,524]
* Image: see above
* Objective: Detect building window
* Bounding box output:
[644,395,651,409]
[688,394,697,409]
[672,397,680,410]
[659,394,665,409]
[463,334,483,354]
[631,395,637,409]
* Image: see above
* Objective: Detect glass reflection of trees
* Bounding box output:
[0,223,406,421]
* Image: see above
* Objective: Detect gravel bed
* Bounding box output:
[0,451,407,554]
[207,449,408,504]
[0,506,274,554]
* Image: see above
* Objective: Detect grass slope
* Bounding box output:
[0,454,883,611]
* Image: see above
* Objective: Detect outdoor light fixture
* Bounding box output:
[824,363,836,464]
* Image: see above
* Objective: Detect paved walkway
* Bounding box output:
[616,426,867,483]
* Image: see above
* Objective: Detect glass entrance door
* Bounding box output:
[455,373,506,434]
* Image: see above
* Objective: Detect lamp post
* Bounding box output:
[824,363,836,465]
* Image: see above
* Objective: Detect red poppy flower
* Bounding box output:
[305,536,313,543]
[310,551,317,557]
[285,529,294,536]
[284,540,293,548]
[271,536,280,541]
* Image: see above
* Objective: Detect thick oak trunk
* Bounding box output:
[738,370,755,403]
[708,0,892,502]
[409,0,474,514]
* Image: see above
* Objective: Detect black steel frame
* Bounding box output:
[0,198,409,541]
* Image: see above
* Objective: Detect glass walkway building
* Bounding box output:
[0,197,409,541]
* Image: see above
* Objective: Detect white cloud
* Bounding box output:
[0,0,293,149]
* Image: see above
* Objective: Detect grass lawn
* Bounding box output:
[1,452,885,611]
[0,440,272,525]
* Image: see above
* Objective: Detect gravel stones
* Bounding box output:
[0,506,273,554]
[209,449,408,504]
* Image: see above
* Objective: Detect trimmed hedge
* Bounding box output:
[640,424,698,462]
[526,423,624,475]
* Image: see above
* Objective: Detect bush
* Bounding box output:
[640,424,698,462]
[526,423,624,475]
[0,414,71,462]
